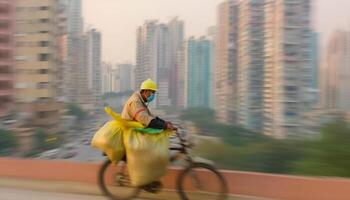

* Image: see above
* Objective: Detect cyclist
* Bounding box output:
[121,78,176,192]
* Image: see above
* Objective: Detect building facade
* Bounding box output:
[118,63,133,92]
[214,0,239,124]
[87,28,102,103]
[263,0,313,137]
[168,18,185,107]
[323,30,350,111]
[0,0,14,117]
[14,0,63,133]
[237,0,265,132]
[135,18,184,108]
[185,37,212,108]
[60,0,91,106]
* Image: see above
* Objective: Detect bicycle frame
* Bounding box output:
[169,124,194,164]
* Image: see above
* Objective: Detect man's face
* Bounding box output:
[142,90,156,101]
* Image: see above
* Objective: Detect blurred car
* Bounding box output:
[37,149,60,159]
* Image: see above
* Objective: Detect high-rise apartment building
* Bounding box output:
[135,18,184,108]
[185,37,212,108]
[207,26,217,108]
[153,23,171,107]
[101,62,113,94]
[59,0,90,105]
[237,0,265,132]
[213,0,313,137]
[0,0,14,117]
[87,29,102,103]
[14,0,63,133]
[322,30,350,111]
[135,20,158,91]
[168,18,185,107]
[118,64,133,92]
[215,0,239,124]
[263,0,312,137]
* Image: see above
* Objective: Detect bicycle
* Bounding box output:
[97,125,228,200]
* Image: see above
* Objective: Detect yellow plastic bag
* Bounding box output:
[91,121,125,163]
[123,129,172,187]
[105,107,144,129]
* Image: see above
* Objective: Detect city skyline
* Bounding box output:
[83,0,350,63]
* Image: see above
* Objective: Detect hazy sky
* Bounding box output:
[83,0,350,63]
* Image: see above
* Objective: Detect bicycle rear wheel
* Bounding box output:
[176,162,228,200]
[98,159,141,200]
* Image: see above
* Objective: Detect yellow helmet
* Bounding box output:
[140,79,157,91]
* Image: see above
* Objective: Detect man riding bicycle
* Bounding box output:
[121,79,176,192]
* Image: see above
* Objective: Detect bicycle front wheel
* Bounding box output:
[176,162,228,200]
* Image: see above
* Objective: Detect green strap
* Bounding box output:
[134,128,164,134]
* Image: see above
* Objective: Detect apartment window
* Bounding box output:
[0,51,9,60]
[39,41,50,47]
[285,86,297,91]
[285,112,297,117]
[39,18,50,23]
[0,36,9,45]
[37,82,49,89]
[39,6,49,10]
[0,66,10,74]
[37,112,46,118]
[39,69,49,74]
[0,21,9,29]
[38,54,49,61]
[15,56,27,61]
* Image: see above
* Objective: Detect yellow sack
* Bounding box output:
[91,121,124,163]
[123,129,172,187]
[105,107,144,129]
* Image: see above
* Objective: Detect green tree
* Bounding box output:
[33,129,61,151]
[67,103,87,121]
[292,121,350,177]
[0,129,17,156]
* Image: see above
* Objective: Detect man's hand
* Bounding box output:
[166,121,177,130]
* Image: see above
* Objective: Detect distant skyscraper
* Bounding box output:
[215,0,239,124]
[311,32,319,91]
[61,0,83,36]
[311,32,320,105]
[135,18,184,108]
[59,0,91,106]
[323,30,350,111]
[263,0,313,137]
[185,37,212,108]
[135,20,158,91]
[87,29,102,103]
[237,0,265,132]
[207,26,217,108]
[0,0,14,117]
[118,64,133,92]
[168,18,185,107]
[176,50,186,108]
[101,62,113,94]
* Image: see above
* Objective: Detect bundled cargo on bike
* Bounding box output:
[91,107,171,186]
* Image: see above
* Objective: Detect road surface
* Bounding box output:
[1,187,105,200]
